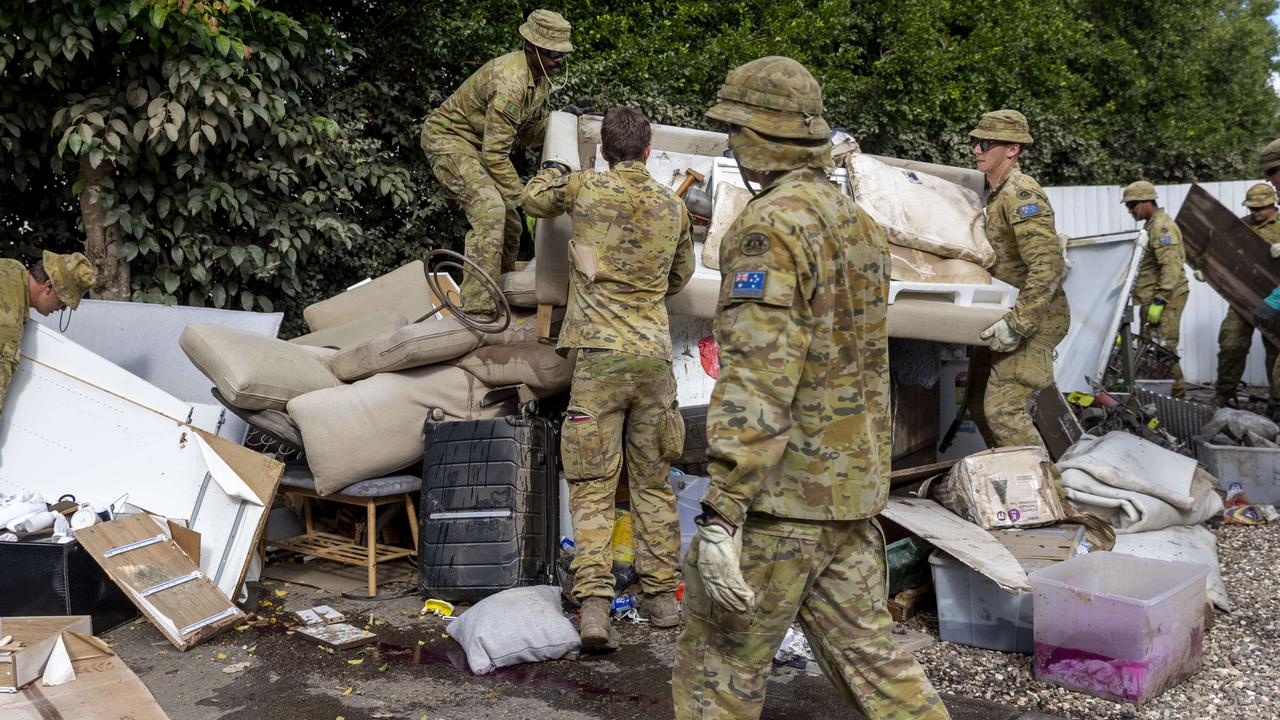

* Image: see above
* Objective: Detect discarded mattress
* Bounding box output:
[847,153,994,267]
[287,364,513,495]
[180,323,341,411]
[329,316,482,382]
[1057,432,1224,533]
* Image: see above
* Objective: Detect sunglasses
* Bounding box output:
[538,47,568,60]
[1267,167,1279,177]
[970,138,1002,152]
[1125,201,1142,210]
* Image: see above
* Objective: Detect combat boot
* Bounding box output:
[579,597,612,650]
[638,592,681,628]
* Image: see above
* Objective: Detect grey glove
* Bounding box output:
[696,523,755,614]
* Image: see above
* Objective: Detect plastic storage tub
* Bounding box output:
[929,551,1047,654]
[1194,437,1280,504]
[1029,552,1209,704]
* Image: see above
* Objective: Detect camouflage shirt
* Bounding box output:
[984,164,1070,338]
[0,259,30,382]
[1245,213,1280,248]
[522,160,695,359]
[421,51,550,207]
[1133,207,1188,303]
[699,168,892,526]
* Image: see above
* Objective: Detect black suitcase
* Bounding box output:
[418,414,559,603]
[0,536,137,633]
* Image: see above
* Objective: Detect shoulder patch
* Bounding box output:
[1158,235,1173,246]
[503,100,521,117]
[729,270,767,299]
[740,232,771,256]
[1017,203,1041,218]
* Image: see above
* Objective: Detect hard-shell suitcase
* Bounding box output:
[418,414,558,603]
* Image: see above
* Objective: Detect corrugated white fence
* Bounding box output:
[1045,180,1270,386]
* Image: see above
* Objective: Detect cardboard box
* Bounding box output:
[0,630,169,718]
[0,616,92,693]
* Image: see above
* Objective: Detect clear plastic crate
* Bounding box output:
[1028,552,1209,704]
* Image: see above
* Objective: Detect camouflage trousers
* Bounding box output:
[967,323,1066,450]
[1215,307,1280,402]
[426,151,522,314]
[1138,291,1188,397]
[562,350,685,601]
[673,516,949,720]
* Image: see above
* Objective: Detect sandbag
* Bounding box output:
[289,309,408,350]
[455,343,575,396]
[889,246,992,284]
[287,365,512,495]
[329,316,482,382]
[847,153,994,267]
[446,586,580,675]
[500,270,538,309]
[180,323,341,411]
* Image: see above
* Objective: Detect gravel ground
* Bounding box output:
[909,522,1280,720]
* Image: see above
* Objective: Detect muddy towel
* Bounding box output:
[1057,432,1223,533]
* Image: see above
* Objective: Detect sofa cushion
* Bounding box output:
[329,317,482,382]
[180,323,340,411]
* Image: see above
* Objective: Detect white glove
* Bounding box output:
[1270,243,1280,259]
[696,523,755,614]
[980,318,1023,353]
[1193,269,1206,283]
[1136,229,1150,249]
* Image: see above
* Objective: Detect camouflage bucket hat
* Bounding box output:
[727,126,832,172]
[1121,181,1157,203]
[1244,182,1277,208]
[969,109,1033,145]
[706,56,830,141]
[1259,138,1280,174]
[43,250,97,310]
[519,9,573,53]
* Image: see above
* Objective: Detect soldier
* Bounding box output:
[967,110,1070,449]
[671,56,949,720]
[421,9,572,315]
[0,251,97,411]
[522,107,695,650]
[1261,138,1280,193]
[1123,181,1189,397]
[1213,182,1280,407]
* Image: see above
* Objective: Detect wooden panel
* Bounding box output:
[75,515,244,651]
[1177,183,1280,345]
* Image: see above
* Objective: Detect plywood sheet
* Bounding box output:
[75,515,245,650]
[879,496,1030,592]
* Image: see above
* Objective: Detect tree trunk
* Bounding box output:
[78,155,129,300]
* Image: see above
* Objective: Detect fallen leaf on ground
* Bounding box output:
[347,658,363,665]
[341,687,353,697]
[222,661,251,674]
[215,652,227,660]
[275,589,288,598]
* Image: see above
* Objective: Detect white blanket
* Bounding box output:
[1113,527,1231,612]
[1057,432,1223,533]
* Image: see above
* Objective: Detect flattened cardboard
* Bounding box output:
[295,623,376,650]
[0,616,92,693]
[879,496,1030,592]
[75,515,245,651]
[0,631,169,719]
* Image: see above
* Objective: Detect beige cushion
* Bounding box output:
[287,366,512,495]
[477,308,564,347]
[665,268,719,319]
[329,317,482,382]
[289,309,409,350]
[303,261,459,332]
[889,246,992,284]
[887,299,1006,345]
[500,270,539,309]
[455,343,575,396]
[180,323,341,411]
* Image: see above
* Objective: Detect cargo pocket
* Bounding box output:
[560,410,610,481]
[658,406,686,462]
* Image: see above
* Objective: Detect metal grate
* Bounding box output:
[1132,387,1215,445]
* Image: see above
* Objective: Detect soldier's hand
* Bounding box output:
[1147,297,1166,326]
[980,318,1022,353]
[695,523,755,614]
[1271,243,1280,259]
[1193,269,1206,283]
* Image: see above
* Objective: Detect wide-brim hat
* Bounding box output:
[969,109,1033,145]
[1243,182,1277,208]
[520,9,573,53]
[1121,181,1157,203]
[43,250,97,310]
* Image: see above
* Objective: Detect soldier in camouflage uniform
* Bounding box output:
[672,56,949,720]
[966,110,1070,449]
[0,251,97,411]
[1123,181,1189,397]
[1261,138,1280,193]
[1213,182,1280,405]
[522,107,695,650]
[421,9,572,315]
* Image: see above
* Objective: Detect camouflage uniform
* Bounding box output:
[1215,207,1280,402]
[674,56,948,720]
[1131,207,1189,396]
[0,260,31,410]
[522,159,695,602]
[966,151,1070,449]
[421,11,571,314]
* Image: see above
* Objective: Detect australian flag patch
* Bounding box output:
[1159,235,1172,245]
[730,270,766,299]
[1017,203,1040,218]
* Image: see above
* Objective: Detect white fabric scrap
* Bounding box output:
[40,635,76,686]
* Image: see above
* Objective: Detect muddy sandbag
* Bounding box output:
[289,309,408,351]
[288,365,512,495]
[446,586,580,675]
[455,343,575,396]
[330,316,482,382]
[180,323,341,411]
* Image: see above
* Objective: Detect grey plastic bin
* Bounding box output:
[1194,437,1280,504]
[929,551,1050,654]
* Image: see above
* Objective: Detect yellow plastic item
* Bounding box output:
[1067,392,1095,408]
[611,509,634,565]
[421,598,455,618]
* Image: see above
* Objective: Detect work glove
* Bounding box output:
[695,523,755,614]
[1147,297,1167,326]
[1136,229,1150,249]
[1193,269,1206,283]
[1271,243,1280,259]
[980,318,1022,353]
